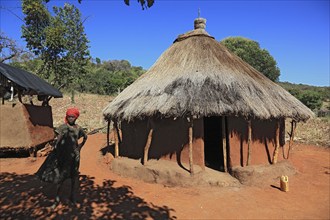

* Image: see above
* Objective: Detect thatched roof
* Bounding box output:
[103,18,314,122]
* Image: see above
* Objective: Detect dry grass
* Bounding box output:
[290,117,330,147]
[50,93,329,147]
[49,93,114,132]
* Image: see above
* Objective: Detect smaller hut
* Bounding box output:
[0,63,62,156]
[102,17,314,176]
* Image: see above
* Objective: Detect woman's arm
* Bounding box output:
[78,127,88,149]
[54,133,63,149]
[54,124,66,149]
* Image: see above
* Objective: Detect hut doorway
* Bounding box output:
[204,116,225,171]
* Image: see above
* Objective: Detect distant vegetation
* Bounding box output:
[11,58,145,95]
[278,82,330,113]
[82,59,145,95]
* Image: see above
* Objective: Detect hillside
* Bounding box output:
[278,82,330,113]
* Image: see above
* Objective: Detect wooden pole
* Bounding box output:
[143,118,155,165]
[114,121,119,158]
[107,120,110,147]
[222,117,227,172]
[240,135,244,167]
[284,120,296,159]
[188,117,194,176]
[272,120,280,164]
[143,128,154,165]
[246,120,252,166]
[114,121,122,144]
[225,116,232,172]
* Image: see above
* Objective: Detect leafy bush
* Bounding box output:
[298,91,323,111]
[279,82,327,111]
[76,59,145,95]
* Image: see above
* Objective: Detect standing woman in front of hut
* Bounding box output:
[36,107,87,207]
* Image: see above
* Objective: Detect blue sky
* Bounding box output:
[1,0,329,86]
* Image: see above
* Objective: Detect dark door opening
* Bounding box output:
[204,116,224,171]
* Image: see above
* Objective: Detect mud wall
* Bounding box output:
[119,117,205,169]
[0,103,54,149]
[228,117,286,166]
[116,116,286,171]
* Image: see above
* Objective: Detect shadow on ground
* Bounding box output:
[0,172,176,219]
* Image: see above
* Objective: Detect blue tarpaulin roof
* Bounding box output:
[0,63,62,98]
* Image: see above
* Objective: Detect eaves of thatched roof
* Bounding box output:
[103,18,314,122]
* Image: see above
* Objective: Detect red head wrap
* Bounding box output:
[65,107,80,122]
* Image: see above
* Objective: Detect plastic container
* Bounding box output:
[280,175,289,192]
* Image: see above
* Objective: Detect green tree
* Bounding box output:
[103,60,131,72]
[298,90,323,111]
[11,58,43,74]
[0,32,25,63]
[22,1,90,98]
[221,37,280,82]
[22,0,51,56]
[53,3,90,97]
[95,57,101,65]
[279,81,330,113]
[124,0,154,9]
[80,59,145,95]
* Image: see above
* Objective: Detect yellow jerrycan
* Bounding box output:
[280,175,289,192]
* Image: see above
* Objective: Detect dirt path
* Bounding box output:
[0,133,329,219]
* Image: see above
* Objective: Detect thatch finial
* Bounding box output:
[194,17,206,29]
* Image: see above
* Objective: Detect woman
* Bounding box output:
[36,107,87,207]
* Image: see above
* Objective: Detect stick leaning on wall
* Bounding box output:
[143,118,154,165]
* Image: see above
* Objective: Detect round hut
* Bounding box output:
[103,18,314,175]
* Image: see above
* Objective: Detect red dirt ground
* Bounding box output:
[0,133,329,219]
